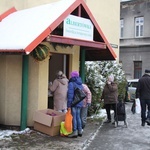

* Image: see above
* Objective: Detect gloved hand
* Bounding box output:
[87,103,91,107]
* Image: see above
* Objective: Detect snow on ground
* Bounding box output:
[82,108,112,150]
[0,109,109,141]
[89,108,113,119]
[0,128,31,140]
[83,108,114,150]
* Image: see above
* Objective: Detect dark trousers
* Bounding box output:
[140,99,150,122]
[105,104,116,121]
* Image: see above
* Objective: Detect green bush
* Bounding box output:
[85,61,127,116]
[117,78,128,101]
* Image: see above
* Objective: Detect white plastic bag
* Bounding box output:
[135,98,141,114]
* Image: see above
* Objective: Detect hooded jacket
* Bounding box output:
[82,84,92,107]
[50,77,68,111]
[67,77,83,108]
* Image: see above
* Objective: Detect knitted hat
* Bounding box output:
[56,71,63,79]
[108,74,114,82]
[145,69,150,73]
[71,71,79,77]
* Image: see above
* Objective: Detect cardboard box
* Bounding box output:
[33,109,65,136]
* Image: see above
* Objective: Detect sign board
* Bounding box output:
[63,15,93,41]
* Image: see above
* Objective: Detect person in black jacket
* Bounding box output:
[136,69,150,126]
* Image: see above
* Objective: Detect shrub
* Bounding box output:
[85,61,127,116]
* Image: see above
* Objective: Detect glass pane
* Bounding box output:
[134,61,142,78]
[136,26,139,37]
[140,17,144,23]
[140,25,143,36]
[135,18,139,23]
[121,28,123,37]
[120,20,123,26]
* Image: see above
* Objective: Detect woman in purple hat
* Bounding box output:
[67,71,84,138]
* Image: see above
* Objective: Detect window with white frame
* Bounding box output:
[135,17,144,37]
[120,19,124,38]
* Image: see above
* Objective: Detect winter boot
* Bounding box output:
[78,130,82,137]
[68,131,78,138]
[104,119,111,123]
[145,118,150,124]
[141,121,145,126]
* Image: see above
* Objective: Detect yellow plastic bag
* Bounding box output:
[60,121,72,136]
[64,109,73,133]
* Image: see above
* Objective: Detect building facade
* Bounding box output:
[120,0,150,80]
[0,0,120,61]
[0,0,120,128]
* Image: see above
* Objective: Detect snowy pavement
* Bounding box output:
[86,102,150,150]
[1,102,149,150]
[0,109,106,149]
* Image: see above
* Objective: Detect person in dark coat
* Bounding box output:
[101,74,118,124]
[67,71,83,138]
[136,69,150,126]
